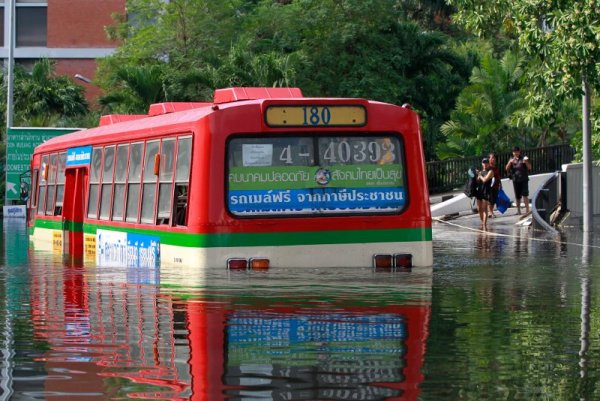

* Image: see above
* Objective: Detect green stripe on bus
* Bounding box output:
[33,219,431,248]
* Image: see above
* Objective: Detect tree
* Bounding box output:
[447,0,600,230]
[447,0,600,153]
[98,0,473,159]
[437,51,528,158]
[242,0,473,159]
[0,59,89,131]
[98,64,168,114]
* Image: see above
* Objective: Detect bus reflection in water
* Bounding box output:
[28,87,432,269]
[28,258,431,400]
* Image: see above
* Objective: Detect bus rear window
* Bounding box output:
[227,135,406,217]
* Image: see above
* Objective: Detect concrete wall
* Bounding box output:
[431,173,554,217]
[564,163,600,216]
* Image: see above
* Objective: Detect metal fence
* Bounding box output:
[426,144,576,194]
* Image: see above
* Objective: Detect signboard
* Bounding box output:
[96,229,160,268]
[227,136,406,216]
[5,127,79,203]
[2,205,26,218]
[265,105,366,127]
[66,146,93,167]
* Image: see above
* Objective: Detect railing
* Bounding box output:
[426,144,575,194]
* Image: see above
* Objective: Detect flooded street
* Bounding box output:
[0,218,599,400]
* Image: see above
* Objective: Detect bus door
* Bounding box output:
[62,167,87,259]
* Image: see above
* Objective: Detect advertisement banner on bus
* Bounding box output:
[96,229,160,268]
[228,165,405,215]
[227,136,407,216]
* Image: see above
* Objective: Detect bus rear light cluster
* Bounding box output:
[227,258,270,270]
[372,253,412,271]
[227,258,248,270]
[249,258,270,270]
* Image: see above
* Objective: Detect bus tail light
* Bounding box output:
[373,253,413,270]
[249,258,270,270]
[373,254,393,269]
[394,253,413,270]
[227,258,248,270]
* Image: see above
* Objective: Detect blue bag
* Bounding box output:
[496,188,511,214]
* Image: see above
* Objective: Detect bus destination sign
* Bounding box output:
[265,105,366,127]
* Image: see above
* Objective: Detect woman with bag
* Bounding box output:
[487,152,501,218]
[476,158,494,227]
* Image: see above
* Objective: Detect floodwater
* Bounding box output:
[0,218,599,401]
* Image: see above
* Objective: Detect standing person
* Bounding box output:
[505,146,532,215]
[476,158,494,227]
[487,152,501,218]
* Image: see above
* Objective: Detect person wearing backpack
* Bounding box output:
[476,158,495,227]
[505,146,532,215]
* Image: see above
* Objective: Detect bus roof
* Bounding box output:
[34,87,305,154]
[32,87,415,154]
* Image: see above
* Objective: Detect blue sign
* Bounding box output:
[66,146,93,167]
[228,187,406,215]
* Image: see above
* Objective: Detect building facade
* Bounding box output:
[0,0,126,103]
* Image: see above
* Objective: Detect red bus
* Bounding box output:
[28,87,432,269]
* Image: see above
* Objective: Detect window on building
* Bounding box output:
[0,8,4,47]
[16,6,47,46]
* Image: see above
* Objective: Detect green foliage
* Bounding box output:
[97,0,474,160]
[437,51,529,158]
[0,59,89,137]
[99,64,168,114]
[447,0,600,159]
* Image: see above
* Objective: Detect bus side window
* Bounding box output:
[37,155,48,215]
[45,153,58,216]
[126,143,144,223]
[31,169,39,212]
[54,152,66,216]
[173,136,191,226]
[140,140,160,224]
[156,138,175,225]
[174,185,188,226]
[87,147,103,219]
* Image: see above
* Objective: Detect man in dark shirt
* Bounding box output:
[505,146,532,215]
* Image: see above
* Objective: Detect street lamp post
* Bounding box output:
[5,0,15,134]
[581,77,593,232]
[74,74,92,84]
